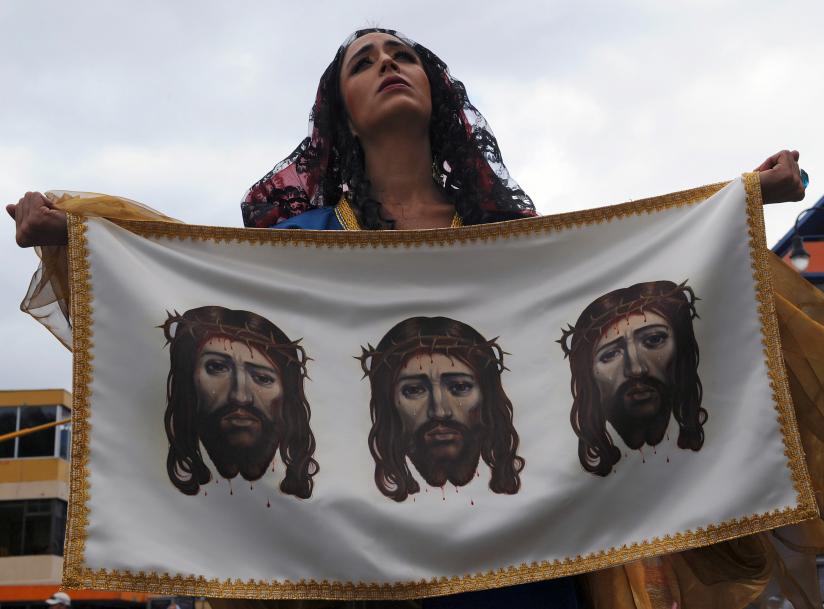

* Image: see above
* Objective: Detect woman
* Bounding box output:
[240,29,538,233]
[6,27,812,609]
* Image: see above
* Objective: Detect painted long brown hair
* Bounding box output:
[162,306,318,498]
[560,281,705,476]
[360,316,524,502]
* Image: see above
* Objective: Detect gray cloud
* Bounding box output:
[1,0,822,390]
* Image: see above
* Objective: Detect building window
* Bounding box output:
[0,499,67,557]
[0,407,15,459]
[18,406,56,458]
[0,405,70,460]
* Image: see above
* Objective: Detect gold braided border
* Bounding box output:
[334,197,463,231]
[122,183,727,245]
[63,213,94,589]
[742,172,817,514]
[62,176,818,599]
[333,198,360,231]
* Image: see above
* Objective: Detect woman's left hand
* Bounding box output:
[755,150,806,204]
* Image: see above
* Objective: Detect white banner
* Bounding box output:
[62,174,816,599]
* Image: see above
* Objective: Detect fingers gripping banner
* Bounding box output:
[62,174,817,599]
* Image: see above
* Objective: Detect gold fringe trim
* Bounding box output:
[333,197,463,231]
[62,506,817,600]
[61,177,818,599]
[742,171,818,515]
[63,213,95,589]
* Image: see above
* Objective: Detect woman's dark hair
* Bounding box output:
[242,29,536,230]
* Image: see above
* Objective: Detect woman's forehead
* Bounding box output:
[342,32,411,62]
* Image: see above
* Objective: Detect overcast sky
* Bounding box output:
[1,0,822,392]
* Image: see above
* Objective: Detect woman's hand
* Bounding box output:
[755,150,806,205]
[6,192,68,247]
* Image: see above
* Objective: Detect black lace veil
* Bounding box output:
[241,28,536,229]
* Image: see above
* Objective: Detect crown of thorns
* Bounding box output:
[557,281,699,359]
[357,333,509,379]
[160,311,310,378]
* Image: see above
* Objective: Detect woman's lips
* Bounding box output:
[378,76,410,92]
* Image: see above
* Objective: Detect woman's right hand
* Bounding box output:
[6,192,68,247]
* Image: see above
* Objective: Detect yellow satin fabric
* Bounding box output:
[582,254,824,609]
[21,192,182,349]
[49,190,183,223]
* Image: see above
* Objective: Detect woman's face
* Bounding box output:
[339,32,432,139]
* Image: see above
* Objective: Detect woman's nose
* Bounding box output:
[379,53,399,73]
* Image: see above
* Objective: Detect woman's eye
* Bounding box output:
[449,382,474,396]
[401,384,427,399]
[252,372,275,387]
[204,360,229,375]
[394,50,415,62]
[352,58,371,73]
[598,349,622,364]
[642,332,669,349]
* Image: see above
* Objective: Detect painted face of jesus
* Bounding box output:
[194,337,283,480]
[592,312,676,420]
[394,352,483,487]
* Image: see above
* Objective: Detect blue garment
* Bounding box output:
[273,206,581,609]
[274,207,343,230]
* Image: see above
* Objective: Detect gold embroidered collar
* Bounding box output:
[334,197,463,231]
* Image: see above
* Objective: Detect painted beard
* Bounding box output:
[408,419,482,488]
[198,402,280,482]
[605,376,674,450]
